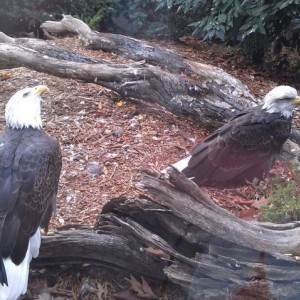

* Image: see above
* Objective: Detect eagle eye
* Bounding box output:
[23,92,30,97]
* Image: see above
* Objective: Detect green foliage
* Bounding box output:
[111,0,162,35]
[2,0,299,64]
[111,0,177,37]
[261,181,300,223]
[122,0,156,33]
[156,0,205,13]
[70,0,122,30]
[156,0,300,63]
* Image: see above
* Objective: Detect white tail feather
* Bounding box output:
[0,230,41,300]
[161,156,191,174]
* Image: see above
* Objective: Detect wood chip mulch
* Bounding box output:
[0,36,299,299]
[1,37,299,227]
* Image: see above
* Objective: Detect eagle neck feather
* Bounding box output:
[262,101,293,119]
[5,99,42,129]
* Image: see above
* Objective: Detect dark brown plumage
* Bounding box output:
[0,128,61,265]
[0,85,61,299]
[182,106,292,186]
[170,86,300,187]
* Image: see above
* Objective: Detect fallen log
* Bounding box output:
[40,15,249,90]
[0,18,257,129]
[2,18,300,152]
[33,168,300,299]
[46,16,300,154]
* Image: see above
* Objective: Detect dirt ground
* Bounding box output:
[0,36,299,299]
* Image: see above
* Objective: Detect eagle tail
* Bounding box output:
[0,259,7,286]
[161,155,192,174]
[0,230,41,300]
[171,155,192,172]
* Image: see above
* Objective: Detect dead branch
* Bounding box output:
[33,169,300,299]
[0,17,258,129]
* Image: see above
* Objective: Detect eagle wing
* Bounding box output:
[0,129,61,265]
[183,107,292,186]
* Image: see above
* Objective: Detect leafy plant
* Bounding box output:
[70,0,122,30]
[261,181,300,223]
[109,0,177,37]
[156,0,300,63]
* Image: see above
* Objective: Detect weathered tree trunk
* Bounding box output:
[40,15,247,89]
[2,16,300,151]
[0,17,258,129]
[33,168,300,299]
[1,16,300,151]
[0,16,300,151]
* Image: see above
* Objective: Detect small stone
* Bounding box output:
[114,127,124,137]
[86,161,102,175]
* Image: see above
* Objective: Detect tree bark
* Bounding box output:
[33,169,300,299]
[0,17,258,129]
[41,15,248,88]
[3,16,300,150]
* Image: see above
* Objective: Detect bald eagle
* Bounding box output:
[171,85,300,187]
[0,86,61,299]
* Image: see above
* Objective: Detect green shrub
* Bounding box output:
[70,0,122,30]
[261,181,300,223]
[156,0,300,64]
[105,0,180,38]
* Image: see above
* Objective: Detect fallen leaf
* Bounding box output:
[129,105,137,112]
[141,277,156,298]
[138,114,146,121]
[128,275,157,298]
[144,247,170,260]
[96,282,110,299]
[117,100,123,107]
[129,275,143,295]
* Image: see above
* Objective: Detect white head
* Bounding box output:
[262,85,300,118]
[5,85,49,129]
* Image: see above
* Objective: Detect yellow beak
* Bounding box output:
[34,85,49,96]
[294,96,300,105]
